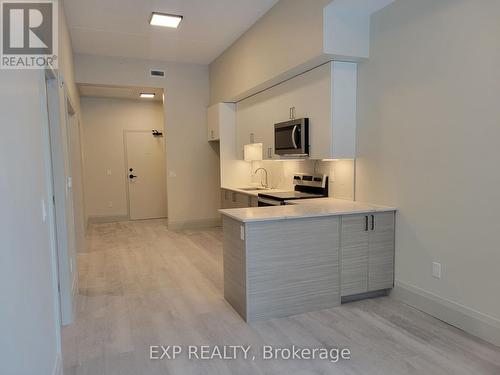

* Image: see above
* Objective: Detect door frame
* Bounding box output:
[123,129,167,220]
[43,69,77,326]
[40,67,63,363]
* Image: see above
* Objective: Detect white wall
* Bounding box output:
[75,54,220,229]
[209,0,331,104]
[68,114,86,252]
[0,1,82,372]
[357,0,500,343]
[0,71,60,375]
[81,97,165,219]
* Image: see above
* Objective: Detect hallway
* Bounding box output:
[63,221,500,375]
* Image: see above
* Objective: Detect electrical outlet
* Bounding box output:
[432,262,441,279]
[108,201,113,208]
[106,169,112,176]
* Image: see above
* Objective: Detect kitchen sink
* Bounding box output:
[238,187,268,191]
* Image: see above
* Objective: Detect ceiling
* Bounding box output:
[78,84,164,102]
[63,0,278,64]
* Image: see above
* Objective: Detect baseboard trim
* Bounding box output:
[52,353,62,375]
[168,217,222,230]
[342,289,389,304]
[87,214,129,224]
[391,281,500,347]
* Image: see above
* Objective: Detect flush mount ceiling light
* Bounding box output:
[150,12,183,28]
[140,93,155,99]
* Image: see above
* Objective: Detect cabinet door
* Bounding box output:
[236,95,275,160]
[249,196,258,207]
[235,192,250,208]
[340,215,369,297]
[368,212,395,291]
[221,189,229,209]
[207,104,219,141]
[221,189,237,209]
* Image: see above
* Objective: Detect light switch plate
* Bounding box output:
[432,262,441,279]
[41,199,47,222]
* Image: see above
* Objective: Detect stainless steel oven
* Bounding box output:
[257,196,286,206]
[274,118,309,157]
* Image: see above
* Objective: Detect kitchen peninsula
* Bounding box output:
[220,199,396,322]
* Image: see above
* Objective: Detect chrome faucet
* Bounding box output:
[254,168,269,189]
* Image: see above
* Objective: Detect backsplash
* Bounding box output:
[250,159,355,200]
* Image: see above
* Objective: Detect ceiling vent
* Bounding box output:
[150,69,166,78]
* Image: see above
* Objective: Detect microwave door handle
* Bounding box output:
[291,125,298,149]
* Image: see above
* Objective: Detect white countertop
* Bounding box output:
[219,198,397,223]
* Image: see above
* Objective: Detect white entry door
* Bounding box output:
[125,130,167,220]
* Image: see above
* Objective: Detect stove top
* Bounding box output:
[258,191,326,201]
[257,173,329,203]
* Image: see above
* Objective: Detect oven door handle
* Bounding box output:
[291,125,298,149]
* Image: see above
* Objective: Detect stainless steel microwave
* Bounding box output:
[274,118,309,157]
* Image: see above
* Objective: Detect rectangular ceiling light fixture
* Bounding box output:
[150,12,183,28]
[140,93,155,99]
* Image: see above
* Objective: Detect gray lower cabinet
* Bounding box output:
[368,212,395,291]
[221,189,258,209]
[223,216,340,322]
[341,212,395,297]
[340,215,369,296]
[221,189,232,209]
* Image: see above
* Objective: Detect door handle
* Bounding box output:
[129,174,137,179]
[371,215,375,230]
[291,125,298,149]
[365,216,369,231]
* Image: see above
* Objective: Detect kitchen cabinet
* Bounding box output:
[368,212,395,291]
[207,103,237,142]
[340,212,395,297]
[207,104,219,141]
[221,189,258,209]
[236,61,357,160]
[340,215,369,296]
[223,215,340,321]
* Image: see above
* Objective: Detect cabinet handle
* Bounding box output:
[365,216,369,231]
[371,215,375,231]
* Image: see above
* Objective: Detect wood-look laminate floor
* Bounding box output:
[62,220,500,375]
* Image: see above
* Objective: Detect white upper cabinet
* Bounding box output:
[207,103,221,141]
[235,61,357,160]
